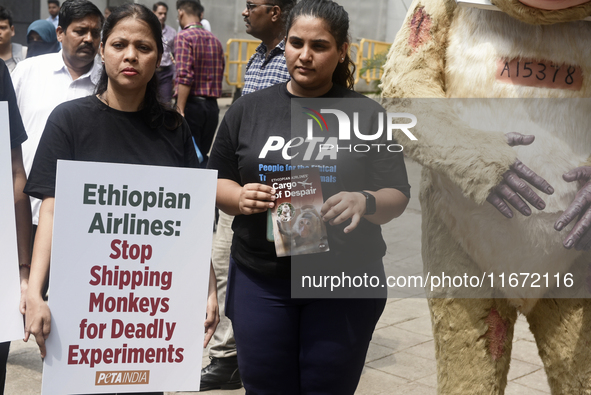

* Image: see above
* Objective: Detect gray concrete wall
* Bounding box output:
[35,0,410,48]
[33,0,411,92]
[4,0,40,46]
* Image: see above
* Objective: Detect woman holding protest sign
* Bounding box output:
[23,4,219,393]
[207,0,410,393]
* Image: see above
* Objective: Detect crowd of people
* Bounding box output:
[2,0,410,394]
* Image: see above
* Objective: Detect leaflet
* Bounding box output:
[267,168,329,257]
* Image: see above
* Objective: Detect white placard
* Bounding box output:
[0,102,25,342]
[42,161,217,394]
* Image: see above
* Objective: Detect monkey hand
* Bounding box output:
[555,167,591,250]
[238,183,275,215]
[486,133,554,218]
[321,192,366,234]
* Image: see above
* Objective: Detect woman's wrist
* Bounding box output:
[357,191,376,216]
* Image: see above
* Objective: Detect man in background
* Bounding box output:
[46,0,60,29]
[103,6,116,19]
[174,0,224,168]
[153,1,176,105]
[0,7,27,72]
[12,0,103,235]
[196,2,211,32]
[200,0,295,391]
[241,0,293,95]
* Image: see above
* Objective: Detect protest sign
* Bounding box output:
[0,102,24,342]
[41,160,216,394]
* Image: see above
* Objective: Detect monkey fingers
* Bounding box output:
[564,208,591,249]
[493,181,532,216]
[505,159,554,197]
[562,166,591,183]
[486,193,513,218]
[505,132,535,147]
[555,168,591,233]
[555,189,590,232]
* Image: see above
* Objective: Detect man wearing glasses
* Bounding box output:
[200,0,296,391]
[241,0,295,95]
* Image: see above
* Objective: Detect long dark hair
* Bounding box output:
[96,3,183,129]
[286,0,355,89]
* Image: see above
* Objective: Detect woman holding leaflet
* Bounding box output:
[208,0,410,393]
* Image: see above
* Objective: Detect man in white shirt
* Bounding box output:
[12,0,103,228]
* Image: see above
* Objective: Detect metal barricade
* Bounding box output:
[354,39,391,85]
[223,38,391,90]
[224,38,261,89]
[349,42,360,74]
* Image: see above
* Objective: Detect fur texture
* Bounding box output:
[494,0,591,24]
[382,0,591,393]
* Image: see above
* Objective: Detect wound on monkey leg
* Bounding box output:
[408,6,432,50]
[485,308,508,361]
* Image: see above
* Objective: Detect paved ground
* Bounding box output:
[5,99,552,394]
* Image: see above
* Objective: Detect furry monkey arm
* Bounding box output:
[380,0,550,206]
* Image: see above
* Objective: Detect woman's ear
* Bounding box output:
[99,42,105,63]
[339,42,349,63]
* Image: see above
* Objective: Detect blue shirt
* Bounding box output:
[242,40,290,96]
[46,15,59,29]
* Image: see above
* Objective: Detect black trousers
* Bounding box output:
[0,342,9,395]
[184,97,219,168]
[226,257,386,395]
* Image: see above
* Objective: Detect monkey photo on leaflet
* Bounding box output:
[267,167,329,257]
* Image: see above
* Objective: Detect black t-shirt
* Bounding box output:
[1,59,27,148]
[208,83,411,278]
[25,95,198,199]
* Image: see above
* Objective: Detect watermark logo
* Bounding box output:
[95,370,150,386]
[305,108,418,142]
[258,103,418,160]
[303,107,329,135]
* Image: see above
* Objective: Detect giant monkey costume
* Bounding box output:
[381,0,591,393]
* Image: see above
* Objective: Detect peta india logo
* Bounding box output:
[259,100,417,161]
[95,370,149,386]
